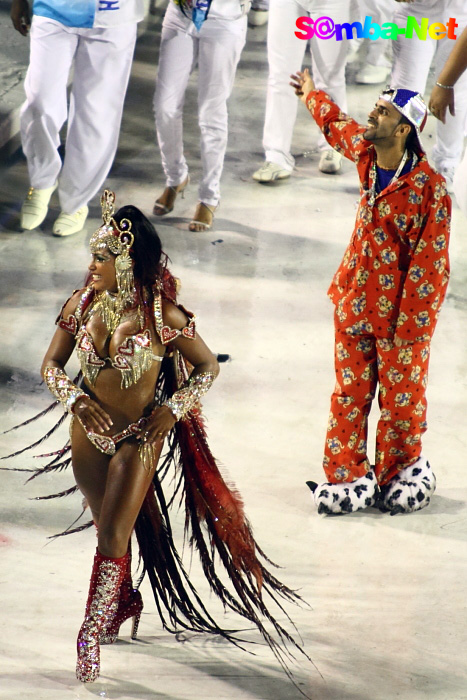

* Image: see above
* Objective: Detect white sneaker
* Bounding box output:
[319,149,342,174]
[248,9,269,26]
[53,206,89,237]
[252,161,291,182]
[355,64,390,85]
[20,183,57,230]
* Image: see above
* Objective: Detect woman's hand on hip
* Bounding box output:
[73,396,114,434]
[141,406,176,444]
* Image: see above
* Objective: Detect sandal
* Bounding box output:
[188,202,217,232]
[153,175,190,216]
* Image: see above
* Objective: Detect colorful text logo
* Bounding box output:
[295,15,458,42]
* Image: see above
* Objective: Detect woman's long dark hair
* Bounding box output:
[114,205,163,289]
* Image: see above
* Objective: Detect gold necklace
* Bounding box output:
[94,291,124,335]
[93,291,144,335]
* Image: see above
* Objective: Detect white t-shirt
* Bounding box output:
[32,0,145,28]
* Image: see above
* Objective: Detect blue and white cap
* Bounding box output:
[380,88,428,152]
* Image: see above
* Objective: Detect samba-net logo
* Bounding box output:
[295,15,459,42]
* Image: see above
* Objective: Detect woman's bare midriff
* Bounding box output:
[82,359,162,435]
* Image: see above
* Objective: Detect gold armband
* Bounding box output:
[163,371,216,421]
[43,366,87,414]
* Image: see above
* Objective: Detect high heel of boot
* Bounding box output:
[100,589,143,644]
[131,608,142,640]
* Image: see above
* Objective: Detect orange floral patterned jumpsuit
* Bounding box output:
[306,90,451,487]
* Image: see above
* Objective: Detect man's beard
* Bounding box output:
[363,119,379,140]
[363,126,377,141]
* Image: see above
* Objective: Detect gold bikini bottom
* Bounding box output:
[73,383,156,465]
[85,416,149,456]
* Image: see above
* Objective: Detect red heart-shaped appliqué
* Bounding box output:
[181,319,196,340]
[116,338,135,356]
[88,433,115,455]
[59,314,78,335]
[87,352,106,367]
[160,326,180,345]
[112,354,130,370]
[135,330,151,348]
[78,333,93,353]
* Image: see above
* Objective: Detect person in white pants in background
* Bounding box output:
[11,0,143,237]
[429,25,467,216]
[353,0,397,85]
[391,0,467,188]
[153,0,248,232]
[252,0,350,183]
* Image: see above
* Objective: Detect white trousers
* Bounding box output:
[154,5,247,207]
[20,16,137,214]
[391,0,467,170]
[355,0,397,66]
[263,0,350,170]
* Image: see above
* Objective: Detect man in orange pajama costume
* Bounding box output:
[290,70,451,515]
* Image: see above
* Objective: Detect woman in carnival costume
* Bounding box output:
[4,191,310,691]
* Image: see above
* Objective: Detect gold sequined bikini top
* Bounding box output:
[56,287,197,389]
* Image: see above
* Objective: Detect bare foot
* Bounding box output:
[188,202,217,232]
[153,176,189,216]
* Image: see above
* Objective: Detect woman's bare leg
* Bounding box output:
[96,440,163,558]
[71,419,110,524]
[71,419,163,557]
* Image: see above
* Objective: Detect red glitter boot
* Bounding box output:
[76,548,128,683]
[100,549,143,644]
